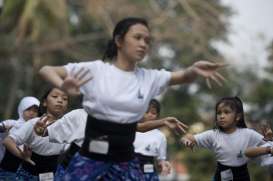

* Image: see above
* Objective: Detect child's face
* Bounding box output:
[22,106,39,121]
[143,106,158,122]
[216,103,239,131]
[43,88,68,118]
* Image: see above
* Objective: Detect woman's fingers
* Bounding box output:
[78,74,93,87]
[209,74,223,87]
[214,72,227,82]
[77,68,90,80]
[176,123,187,134]
[74,67,85,79]
[165,118,188,135]
[206,78,212,89]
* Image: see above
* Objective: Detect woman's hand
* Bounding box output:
[61,67,93,96]
[163,117,188,135]
[192,61,227,88]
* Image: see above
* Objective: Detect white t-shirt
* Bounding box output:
[64,60,171,123]
[257,141,273,167]
[9,118,66,155]
[3,119,26,134]
[134,129,167,160]
[47,109,87,147]
[194,128,265,166]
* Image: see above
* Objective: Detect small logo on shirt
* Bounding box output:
[237,150,243,158]
[138,89,143,99]
[145,145,151,152]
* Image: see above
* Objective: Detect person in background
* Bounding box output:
[181,97,265,181]
[0,96,40,180]
[3,88,68,181]
[134,99,172,181]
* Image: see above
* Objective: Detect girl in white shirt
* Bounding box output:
[134,99,171,181]
[0,96,39,180]
[39,17,226,181]
[182,97,265,181]
[3,88,68,181]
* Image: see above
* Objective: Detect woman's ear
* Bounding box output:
[115,35,122,48]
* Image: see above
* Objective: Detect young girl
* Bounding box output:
[3,88,68,181]
[134,99,171,181]
[181,97,265,181]
[0,96,40,180]
[39,17,225,180]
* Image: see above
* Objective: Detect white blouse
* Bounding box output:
[10,118,66,155]
[65,60,171,123]
[194,128,265,166]
[47,109,87,147]
[134,129,167,160]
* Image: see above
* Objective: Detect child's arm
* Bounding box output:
[245,146,272,158]
[3,136,35,165]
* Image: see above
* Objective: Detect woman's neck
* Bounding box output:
[114,55,136,71]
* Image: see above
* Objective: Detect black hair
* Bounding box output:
[102,17,149,61]
[148,99,161,117]
[38,87,55,116]
[215,96,247,130]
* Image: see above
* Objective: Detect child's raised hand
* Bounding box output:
[34,114,53,136]
[61,67,93,96]
[261,123,273,141]
[158,161,172,176]
[180,134,195,150]
[163,117,188,135]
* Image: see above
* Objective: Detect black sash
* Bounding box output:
[80,115,137,162]
[135,153,155,173]
[58,142,80,168]
[21,152,59,176]
[0,150,22,172]
[214,162,250,181]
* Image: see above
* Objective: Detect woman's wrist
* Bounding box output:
[183,66,197,82]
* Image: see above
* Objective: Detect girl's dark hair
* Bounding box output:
[148,99,161,116]
[38,87,55,116]
[102,17,149,61]
[215,96,247,130]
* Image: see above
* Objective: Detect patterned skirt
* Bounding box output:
[143,172,159,181]
[58,152,144,181]
[15,166,38,181]
[0,169,17,181]
[54,164,66,181]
